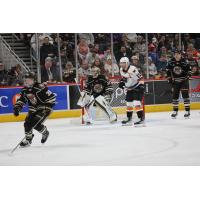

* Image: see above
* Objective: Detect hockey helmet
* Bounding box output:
[120,57,129,64]
[120,57,129,69]
[24,71,35,80]
[24,71,35,87]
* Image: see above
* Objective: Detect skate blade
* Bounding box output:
[171,116,177,119]
[134,123,146,127]
[19,144,31,148]
[122,123,133,126]
[184,116,190,119]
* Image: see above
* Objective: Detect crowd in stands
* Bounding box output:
[1,33,200,86]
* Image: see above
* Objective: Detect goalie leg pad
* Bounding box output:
[77,92,92,107]
[95,95,117,122]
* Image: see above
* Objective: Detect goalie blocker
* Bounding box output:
[77,67,117,124]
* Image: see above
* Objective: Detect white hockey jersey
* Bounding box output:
[120,65,143,89]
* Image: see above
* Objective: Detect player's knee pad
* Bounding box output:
[181,90,189,99]
[126,102,134,112]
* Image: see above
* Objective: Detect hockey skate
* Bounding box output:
[134,118,145,126]
[171,111,178,119]
[109,113,117,123]
[20,134,34,147]
[122,117,132,126]
[184,111,190,119]
[83,112,93,125]
[41,130,49,144]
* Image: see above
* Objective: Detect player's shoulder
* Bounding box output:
[33,82,48,90]
[129,65,138,72]
[86,75,94,82]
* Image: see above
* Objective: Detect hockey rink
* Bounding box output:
[0,110,200,166]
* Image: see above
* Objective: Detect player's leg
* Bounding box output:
[181,80,190,118]
[20,111,35,147]
[122,90,134,125]
[171,83,181,118]
[95,95,117,123]
[34,107,52,143]
[133,100,144,125]
[133,87,145,125]
[77,92,94,124]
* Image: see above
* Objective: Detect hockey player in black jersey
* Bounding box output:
[13,72,56,147]
[77,67,117,124]
[166,50,192,119]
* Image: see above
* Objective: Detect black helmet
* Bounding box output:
[24,71,35,80]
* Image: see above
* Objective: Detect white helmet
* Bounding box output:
[120,57,129,65]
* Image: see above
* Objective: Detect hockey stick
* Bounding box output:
[9,136,26,155]
[74,78,92,124]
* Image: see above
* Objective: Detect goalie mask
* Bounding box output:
[91,67,100,78]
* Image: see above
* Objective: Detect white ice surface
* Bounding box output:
[0,110,200,165]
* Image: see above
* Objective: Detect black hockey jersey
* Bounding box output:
[14,82,56,112]
[166,58,192,82]
[83,75,113,97]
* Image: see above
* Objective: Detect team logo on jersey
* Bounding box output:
[27,94,37,105]
[173,66,182,75]
[93,84,103,93]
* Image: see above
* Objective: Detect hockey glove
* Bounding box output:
[13,106,20,116]
[118,80,125,89]
[138,84,145,93]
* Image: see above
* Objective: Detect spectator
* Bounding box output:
[63,62,76,82]
[158,35,167,51]
[103,47,117,64]
[182,33,192,50]
[115,46,132,63]
[191,66,199,76]
[143,57,157,78]
[0,63,8,86]
[172,34,179,50]
[78,60,91,78]
[157,46,168,71]
[186,43,200,59]
[148,44,159,66]
[40,37,58,65]
[91,58,106,75]
[78,33,94,45]
[187,51,199,76]
[133,35,146,57]
[131,55,142,69]
[77,39,92,64]
[104,56,119,76]
[41,57,59,83]
[7,64,23,86]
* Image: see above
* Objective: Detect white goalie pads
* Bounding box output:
[77,92,93,107]
[95,95,117,122]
